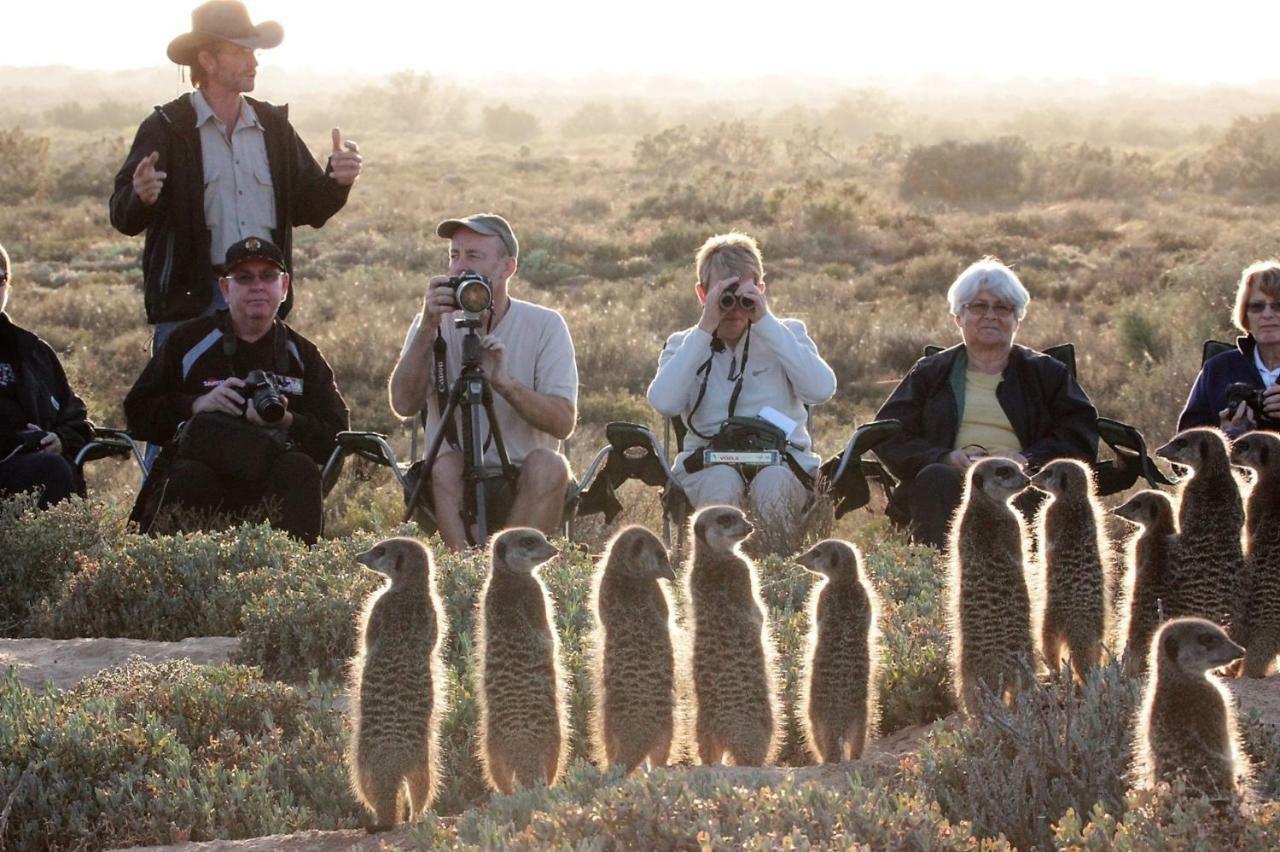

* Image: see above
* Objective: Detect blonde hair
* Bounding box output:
[694,233,765,289]
[1233,260,1280,333]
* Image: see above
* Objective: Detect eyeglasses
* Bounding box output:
[1246,300,1280,316]
[962,301,1016,318]
[224,269,283,286]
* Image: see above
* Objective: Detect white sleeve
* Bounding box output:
[646,327,714,417]
[534,310,579,405]
[752,315,837,404]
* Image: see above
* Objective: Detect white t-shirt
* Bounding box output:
[399,298,578,466]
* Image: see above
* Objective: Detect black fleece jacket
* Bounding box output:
[109,93,350,324]
[873,343,1099,483]
[0,313,92,460]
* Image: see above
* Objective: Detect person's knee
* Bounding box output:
[749,465,807,516]
[914,463,964,491]
[271,450,321,488]
[18,453,75,507]
[519,448,570,493]
[686,464,745,509]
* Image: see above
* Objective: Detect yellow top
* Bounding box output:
[954,369,1020,453]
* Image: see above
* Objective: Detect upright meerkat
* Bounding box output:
[1030,459,1112,679]
[1156,429,1246,637]
[475,527,568,794]
[948,457,1037,716]
[1231,432,1280,677]
[1134,617,1249,800]
[795,538,881,763]
[1114,490,1179,677]
[686,505,780,766]
[589,525,679,773]
[348,537,446,832]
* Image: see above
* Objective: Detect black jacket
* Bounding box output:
[109,94,350,324]
[1178,335,1273,433]
[0,313,93,461]
[874,343,1099,483]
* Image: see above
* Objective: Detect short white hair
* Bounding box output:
[946,257,1030,320]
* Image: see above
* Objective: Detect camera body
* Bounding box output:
[1225,382,1279,429]
[243,369,286,424]
[438,270,493,318]
[718,282,755,312]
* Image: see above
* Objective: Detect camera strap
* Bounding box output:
[219,313,290,376]
[686,322,751,441]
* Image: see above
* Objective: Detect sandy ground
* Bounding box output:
[0,635,1270,852]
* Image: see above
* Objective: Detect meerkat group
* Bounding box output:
[1114,490,1177,677]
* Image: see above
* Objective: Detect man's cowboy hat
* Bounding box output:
[167,1,284,65]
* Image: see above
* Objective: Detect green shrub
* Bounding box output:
[900,138,1028,204]
[912,660,1141,849]
[0,664,361,851]
[482,103,541,144]
[0,495,128,635]
[1056,789,1280,848]
[29,525,293,640]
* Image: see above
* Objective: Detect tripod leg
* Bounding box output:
[403,383,467,525]
[459,376,490,547]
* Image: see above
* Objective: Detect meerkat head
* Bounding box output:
[1113,490,1175,529]
[355,537,430,585]
[692,505,753,555]
[491,527,559,575]
[795,538,861,581]
[967,457,1030,505]
[605,525,675,582]
[1157,427,1230,477]
[1230,430,1280,474]
[1155,617,1244,677]
[1030,458,1093,500]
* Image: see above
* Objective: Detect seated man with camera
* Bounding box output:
[125,237,349,544]
[647,232,836,519]
[388,214,577,551]
[0,241,93,508]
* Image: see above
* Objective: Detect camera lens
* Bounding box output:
[456,278,492,314]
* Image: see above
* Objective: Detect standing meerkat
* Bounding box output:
[1231,432,1280,677]
[1156,429,1246,637]
[589,525,679,773]
[795,538,881,764]
[348,537,446,832]
[686,505,780,766]
[1114,490,1179,677]
[475,527,568,794]
[1030,459,1112,679]
[1134,617,1249,800]
[948,457,1037,716]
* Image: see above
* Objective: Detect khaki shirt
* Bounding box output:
[194,90,278,270]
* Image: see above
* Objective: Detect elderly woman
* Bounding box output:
[0,242,92,508]
[873,258,1099,549]
[1179,260,1280,435]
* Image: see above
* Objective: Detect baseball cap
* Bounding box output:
[436,214,519,259]
[222,236,286,274]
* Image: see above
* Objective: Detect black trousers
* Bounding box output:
[903,462,1045,550]
[159,450,323,544]
[0,451,75,509]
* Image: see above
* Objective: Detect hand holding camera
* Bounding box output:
[192,373,289,428]
[1223,382,1280,430]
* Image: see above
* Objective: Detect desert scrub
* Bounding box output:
[1055,788,1280,848]
[0,494,128,635]
[911,659,1142,849]
[0,663,361,852]
[28,524,294,640]
[446,762,997,850]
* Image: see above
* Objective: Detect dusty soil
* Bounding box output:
[1,636,1271,852]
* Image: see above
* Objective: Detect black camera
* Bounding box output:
[243,369,286,423]
[1226,382,1279,429]
[13,427,46,453]
[718,282,755,312]
[438,270,493,317]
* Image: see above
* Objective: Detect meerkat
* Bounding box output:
[1230,432,1280,677]
[1113,490,1179,677]
[686,505,780,766]
[1134,618,1249,800]
[589,525,679,773]
[474,527,568,794]
[348,537,446,832]
[1030,459,1112,679]
[795,538,881,764]
[1156,429,1246,639]
[948,457,1037,717]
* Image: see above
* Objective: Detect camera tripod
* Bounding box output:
[402,318,519,547]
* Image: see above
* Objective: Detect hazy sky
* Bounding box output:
[6,0,1279,84]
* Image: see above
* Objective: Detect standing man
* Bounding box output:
[110,0,363,352]
[388,214,578,551]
